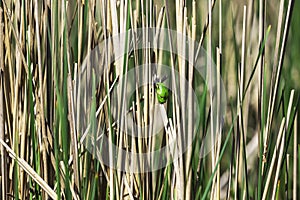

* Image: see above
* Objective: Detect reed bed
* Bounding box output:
[0,0,299,199]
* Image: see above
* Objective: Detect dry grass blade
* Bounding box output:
[0,139,57,200]
[0,7,6,200]
[262,117,286,200]
[0,0,298,199]
[67,74,80,191]
[271,90,295,199]
[293,113,297,200]
[2,1,28,75]
[0,71,6,200]
[34,1,48,198]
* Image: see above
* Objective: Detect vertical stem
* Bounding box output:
[257,0,265,198]
[34,1,48,198]
[293,113,297,200]
[0,7,6,200]
[0,63,6,200]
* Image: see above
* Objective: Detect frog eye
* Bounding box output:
[156,83,169,104]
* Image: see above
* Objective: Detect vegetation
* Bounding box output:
[0,0,299,199]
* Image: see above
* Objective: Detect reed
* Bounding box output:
[0,0,298,199]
